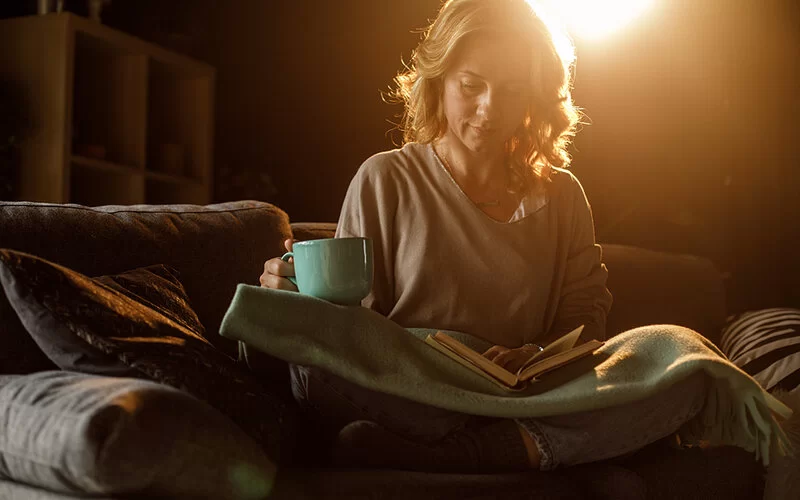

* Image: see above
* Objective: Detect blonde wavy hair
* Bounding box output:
[391,0,580,184]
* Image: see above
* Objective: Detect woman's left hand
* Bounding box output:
[482,345,543,373]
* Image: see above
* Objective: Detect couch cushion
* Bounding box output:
[0,249,297,464]
[0,478,114,500]
[720,308,800,393]
[0,371,275,498]
[622,441,764,500]
[0,201,292,356]
[5,262,202,377]
[602,244,727,344]
[272,467,582,499]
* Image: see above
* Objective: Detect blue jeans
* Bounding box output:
[290,364,708,470]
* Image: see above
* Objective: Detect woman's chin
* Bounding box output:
[466,139,503,156]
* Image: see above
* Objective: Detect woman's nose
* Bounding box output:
[476,90,496,121]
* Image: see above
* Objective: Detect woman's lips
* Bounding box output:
[472,125,495,137]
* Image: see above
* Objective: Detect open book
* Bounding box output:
[424,325,603,390]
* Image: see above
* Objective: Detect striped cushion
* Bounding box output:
[720,308,800,392]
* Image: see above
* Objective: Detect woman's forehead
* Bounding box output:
[450,33,530,83]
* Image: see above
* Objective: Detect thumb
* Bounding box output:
[284,238,294,252]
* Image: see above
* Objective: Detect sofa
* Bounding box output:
[0,199,778,499]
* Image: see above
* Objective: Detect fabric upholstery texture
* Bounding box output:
[3,263,200,377]
[0,249,296,464]
[602,244,726,343]
[0,202,759,499]
[271,467,582,499]
[0,289,57,375]
[290,222,339,242]
[622,439,764,500]
[763,389,800,500]
[0,201,292,356]
[0,371,275,498]
[93,264,206,335]
[721,308,800,393]
[0,478,116,500]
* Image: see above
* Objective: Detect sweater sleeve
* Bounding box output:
[546,174,613,343]
[335,155,398,316]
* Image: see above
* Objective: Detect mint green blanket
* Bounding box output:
[220,285,793,466]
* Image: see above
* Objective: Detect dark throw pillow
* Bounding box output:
[0,249,296,464]
[93,263,207,335]
[0,289,58,374]
[720,307,800,393]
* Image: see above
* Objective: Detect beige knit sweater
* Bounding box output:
[336,142,612,348]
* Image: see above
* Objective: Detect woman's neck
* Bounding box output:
[435,136,506,189]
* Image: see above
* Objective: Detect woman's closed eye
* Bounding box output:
[460,80,482,93]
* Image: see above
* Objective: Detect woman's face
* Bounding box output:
[441,34,531,157]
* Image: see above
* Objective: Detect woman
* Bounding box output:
[260,0,707,472]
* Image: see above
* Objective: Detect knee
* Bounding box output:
[668,372,710,419]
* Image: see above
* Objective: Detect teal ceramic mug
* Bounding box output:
[281,237,373,306]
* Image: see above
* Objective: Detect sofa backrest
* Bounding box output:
[0,201,727,361]
[0,201,292,356]
[602,244,726,344]
[290,223,728,345]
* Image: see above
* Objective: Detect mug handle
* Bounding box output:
[280,252,298,286]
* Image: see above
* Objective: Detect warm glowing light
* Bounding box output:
[533,0,654,39]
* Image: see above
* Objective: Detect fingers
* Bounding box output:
[284,238,294,252]
[259,257,298,291]
[482,345,510,361]
[493,346,540,372]
[492,350,517,369]
[264,256,294,277]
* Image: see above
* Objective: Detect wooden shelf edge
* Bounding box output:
[71,155,141,174]
[67,13,215,75]
[3,13,215,76]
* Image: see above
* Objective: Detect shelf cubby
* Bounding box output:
[145,177,207,205]
[0,13,215,205]
[147,58,213,187]
[72,30,147,169]
[70,163,144,206]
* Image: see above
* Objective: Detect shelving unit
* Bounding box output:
[0,13,215,205]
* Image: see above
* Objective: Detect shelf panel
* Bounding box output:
[145,170,203,185]
[71,155,140,174]
[145,178,209,205]
[67,13,215,76]
[70,163,144,206]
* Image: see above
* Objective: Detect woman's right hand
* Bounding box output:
[259,238,298,291]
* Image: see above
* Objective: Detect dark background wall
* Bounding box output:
[2,0,799,312]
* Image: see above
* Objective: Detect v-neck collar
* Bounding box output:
[429,143,549,224]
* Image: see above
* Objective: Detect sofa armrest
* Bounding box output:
[291,222,337,242]
[603,244,727,345]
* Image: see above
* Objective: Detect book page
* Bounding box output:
[428,332,519,387]
[518,339,603,382]
[424,335,519,391]
[517,325,585,373]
